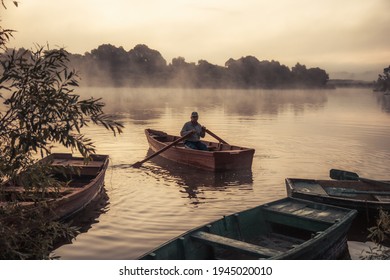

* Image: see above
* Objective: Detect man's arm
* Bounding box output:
[180,122,190,136]
[200,125,206,138]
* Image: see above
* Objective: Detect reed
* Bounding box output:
[361,209,390,260]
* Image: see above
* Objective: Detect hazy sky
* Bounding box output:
[2,0,389,79]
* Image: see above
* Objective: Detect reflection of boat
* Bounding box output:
[146,148,253,188]
[285,178,390,223]
[1,153,109,221]
[139,197,357,260]
[145,150,253,205]
[145,129,255,171]
[52,188,110,252]
[62,187,110,231]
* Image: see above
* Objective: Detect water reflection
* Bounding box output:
[223,89,328,116]
[78,88,328,120]
[142,150,253,205]
[52,87,390,259]
[53,189,110,252]
[375,92,390,113]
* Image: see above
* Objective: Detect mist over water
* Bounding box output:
[52,87,390,259]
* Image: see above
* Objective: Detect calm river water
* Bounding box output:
[52,87,390,259]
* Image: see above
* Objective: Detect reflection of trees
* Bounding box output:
[375,92,390,113]
[223,90,327,116]
[77,88,328,120]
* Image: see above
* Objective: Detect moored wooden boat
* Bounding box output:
[285,178,390,223]
[144,129,255,171]
[0,153,109,221]
[138,197,357,260]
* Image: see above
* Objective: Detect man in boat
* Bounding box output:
[180,112,208,151]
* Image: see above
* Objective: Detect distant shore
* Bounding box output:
[327,79,375,88]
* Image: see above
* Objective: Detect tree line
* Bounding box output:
[63,44,329,88]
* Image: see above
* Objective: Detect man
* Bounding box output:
[180,112,208,151]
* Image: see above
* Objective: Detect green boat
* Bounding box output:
[139,197,357,260]
[286,170,390,224]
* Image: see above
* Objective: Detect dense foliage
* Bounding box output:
[1,1,123,259]
[65,44,330,88]
[375,66,390,92]
[0,46,123,185]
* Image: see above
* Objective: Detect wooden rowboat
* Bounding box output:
[0,153,109,221]
[138,197,357,260]
[285,178,390,223]
[144,129,255,171]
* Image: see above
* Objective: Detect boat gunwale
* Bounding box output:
[145,128,255,171]
[138,197,357,260]
[145,128,255,154]
[0,153,110,220]
[285,177,390,206]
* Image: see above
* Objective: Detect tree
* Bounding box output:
[195,60,226,88]
[128,44,167,85]
[225,56,262,87]
[292,63,329,87]
[1,46,123,182]
[1,1,123,259]
[89,44,130,86]
[168,57,197,87]
[375,66,390,92]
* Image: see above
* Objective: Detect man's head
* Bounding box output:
[191,111,198,122]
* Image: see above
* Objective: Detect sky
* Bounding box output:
[1,0,389,80]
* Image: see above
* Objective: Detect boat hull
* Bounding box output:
[138,197,357,260]
[1,153,109,221]
[285,178,390,223]
[48,154,109,220]
[145,129,255,171]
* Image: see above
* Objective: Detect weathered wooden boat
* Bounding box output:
[285,177,390,223]
[144,129,255,171]
[0,153,109,221]
[139,197,357,260]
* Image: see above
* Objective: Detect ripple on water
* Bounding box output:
[53,88,390,259]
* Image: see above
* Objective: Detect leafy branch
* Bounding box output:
[0,0,124,259]
[0,46,123,183]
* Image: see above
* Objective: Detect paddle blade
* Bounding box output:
[329,169,359,180]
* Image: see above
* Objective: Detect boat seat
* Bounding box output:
[293,181,328,196]
[374,195,390,202]
[191,231,282,258]
[263,200,349,224]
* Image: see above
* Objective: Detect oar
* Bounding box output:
[205,129,229,144]
[132,131,194,168]
[329,169,390,187]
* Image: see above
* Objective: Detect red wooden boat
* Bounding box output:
[0,153,109,221]
[144,129,255,171]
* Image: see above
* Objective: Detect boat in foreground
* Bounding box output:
[144,129,255,171]
[285,178,390,223]
[139,197,357,260]
[0,153,109,221]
